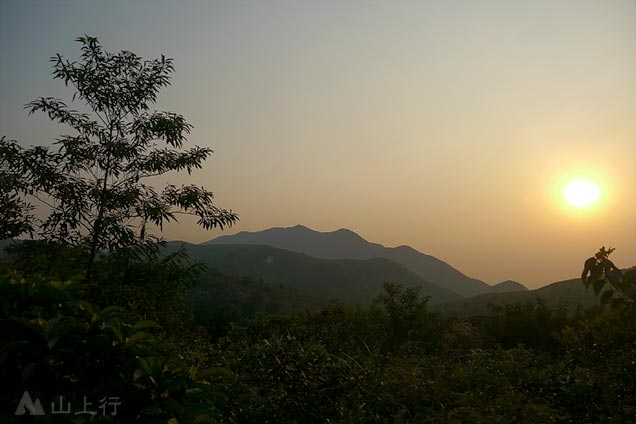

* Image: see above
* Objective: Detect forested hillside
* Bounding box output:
[206,225,492,296]
[168,242,461,304]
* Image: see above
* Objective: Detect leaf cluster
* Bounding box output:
[0,36,237,276]
[582,246,636,309]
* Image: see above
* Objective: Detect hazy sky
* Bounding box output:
[1,0,634,288]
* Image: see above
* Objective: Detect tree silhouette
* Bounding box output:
[0,36,238,276]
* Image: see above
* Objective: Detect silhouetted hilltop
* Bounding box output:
[490,280,528,293]
[204,225,491,297]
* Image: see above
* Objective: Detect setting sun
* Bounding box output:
[564,179,601,208]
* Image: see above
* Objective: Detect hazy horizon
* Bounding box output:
[197,223,633,289]
[1,0,634,289]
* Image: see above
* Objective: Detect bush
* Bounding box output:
[0,269,218,423]
[478,300,570,353]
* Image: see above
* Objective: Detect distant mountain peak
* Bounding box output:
[394,245,418,253]
[203,224,492,297]
[291,225,363,238]
[332,227,366,240]
[490,280,528,293]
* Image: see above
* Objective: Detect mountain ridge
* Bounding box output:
[435,276,604,317]
[204,225,493,297]
[168,242,462,305]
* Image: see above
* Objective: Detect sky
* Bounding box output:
[1,0,634,288]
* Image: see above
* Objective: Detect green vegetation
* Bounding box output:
[0,257,217,423]
[3,241,634,422]
[186,270,328,338]
[1,37,635,423]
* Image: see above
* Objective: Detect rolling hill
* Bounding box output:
[204,225,492,297]
[436,276,601,317]
[169,242,461,305]
[490,280,528,293]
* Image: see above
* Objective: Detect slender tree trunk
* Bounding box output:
[85,169,109,280]
[85,128,113,280]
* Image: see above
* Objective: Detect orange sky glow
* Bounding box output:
[1,0,634,288]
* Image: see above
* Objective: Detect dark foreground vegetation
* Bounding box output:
[1,37,635,422]
[1,242,635,423]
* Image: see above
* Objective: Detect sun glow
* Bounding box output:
[563,179,601,208]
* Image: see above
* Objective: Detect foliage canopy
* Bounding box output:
[0,36,237,275]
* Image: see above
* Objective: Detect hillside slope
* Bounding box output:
[185,270,328,335]
[437,277,600,316]
[205,225,490,297]
[171,242,461,305]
